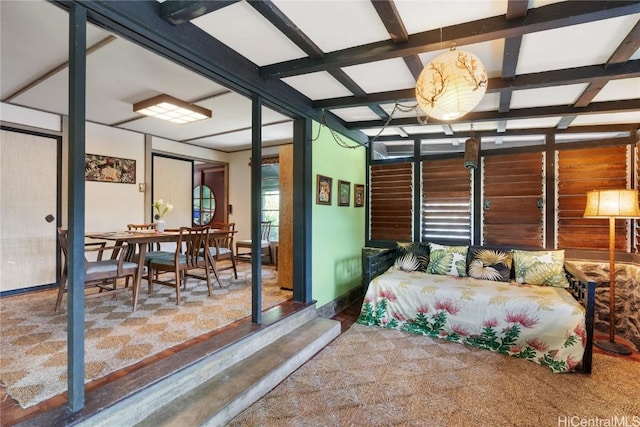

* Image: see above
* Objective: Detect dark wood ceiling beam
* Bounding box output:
[314,60,640,109]
[371,0,424,83]
[506,0,529,20]
[261,1,640,78]
[499,90,513,114]
[573,19,639,108]
[247,0,324,59]
[328,69,366,97]
[574,78,609,107]
[606,19,640,65]
[498,1,528,116]
[160,0,241,25]
[326,69,388,120]
[403,56,424,81]
[347,99,640,129]
[371,0,409,42]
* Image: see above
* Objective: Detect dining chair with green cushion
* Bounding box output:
[209,228,237,279]
[126,222,173,275]
[235,220,273,264]
[147,226,213,305]
[55,228,139,312]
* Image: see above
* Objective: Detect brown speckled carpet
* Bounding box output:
[229,323,640,427]
[0,263,290,409]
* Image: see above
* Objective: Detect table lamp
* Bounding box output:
[583,189,640,355]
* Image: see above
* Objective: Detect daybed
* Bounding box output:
[357,243,596,373]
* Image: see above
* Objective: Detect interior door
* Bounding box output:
[0,128,59,292]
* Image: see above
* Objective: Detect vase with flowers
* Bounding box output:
[152,199,173,232]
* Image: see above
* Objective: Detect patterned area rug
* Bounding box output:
[230,323,640,427]
[0,263,290,409]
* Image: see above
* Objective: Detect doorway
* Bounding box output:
[194,162,228,225]
[0,127,60,294]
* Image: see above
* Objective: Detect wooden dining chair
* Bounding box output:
[55,228,139,312]
[235,220,273,264]
[126,222,173,271]
[209,228,238,279]
[147,226,213,305]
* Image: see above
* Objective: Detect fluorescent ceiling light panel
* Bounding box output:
[133,94,212,124]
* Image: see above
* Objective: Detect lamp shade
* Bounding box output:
[415,49,487,121]
[583,189,640,218]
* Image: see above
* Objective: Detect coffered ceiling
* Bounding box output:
[1,0,639,152]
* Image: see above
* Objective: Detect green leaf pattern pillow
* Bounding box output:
[513,249,569,288]
[427,243,468,277]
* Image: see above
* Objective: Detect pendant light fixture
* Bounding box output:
[415,44,487,121]
[464,124,480,169]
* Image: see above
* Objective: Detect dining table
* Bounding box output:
[86,230,180,310]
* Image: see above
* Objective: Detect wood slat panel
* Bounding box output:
[422,158,471,245]
[557,145,629,250]
[370,163,412,241]
[482,152,543,246]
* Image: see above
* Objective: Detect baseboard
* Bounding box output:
[316,285,365,319]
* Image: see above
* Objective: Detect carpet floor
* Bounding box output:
[229,323,640,427]
[0,263,290,409]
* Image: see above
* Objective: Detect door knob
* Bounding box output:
[45,214,55,223]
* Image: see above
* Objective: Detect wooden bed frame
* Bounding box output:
[362,247,596,373]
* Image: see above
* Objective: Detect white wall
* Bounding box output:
[84,122,146,233]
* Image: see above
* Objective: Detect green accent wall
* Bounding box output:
[312,121,366,307]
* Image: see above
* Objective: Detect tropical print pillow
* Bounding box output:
[513,249,569,288]
[427,243,468,277]
[467,247,512,282]
[394,242,429,272]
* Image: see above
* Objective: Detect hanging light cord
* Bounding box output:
[312,102,427,149]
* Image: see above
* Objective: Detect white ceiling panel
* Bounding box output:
[329,106,382,122]
[506,117,561,130]
[192,1,306,66]
[592,78,640,103]
[517,14,640,75]
[511,84,588,109]
[272,0,389,52]
[570,111,640,127]
[282,72,353,100]
[342,58,417,93]
[395,0,506,35]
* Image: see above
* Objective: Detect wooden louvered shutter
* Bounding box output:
[482,152,544,247]
[558,145,629,250]
[422,158,472,245]
[370,163,412,241]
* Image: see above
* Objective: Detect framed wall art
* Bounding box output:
[85,153,136,184]
[338,180,351,206]
[354,184,365,207]
[316,174,332,205]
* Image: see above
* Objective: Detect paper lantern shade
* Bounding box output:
[415,49,487,121]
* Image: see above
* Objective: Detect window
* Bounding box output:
[193,185,215,225]
[369,162,413,241]
[557,145,630,250]
[422,157,472,245]
[262,163,279,241]
[482,152,544,247]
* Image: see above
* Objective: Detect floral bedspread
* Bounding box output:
[357,269,587,373]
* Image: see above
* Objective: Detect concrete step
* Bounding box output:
[135,316,341,427]
[72,304,326,427]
